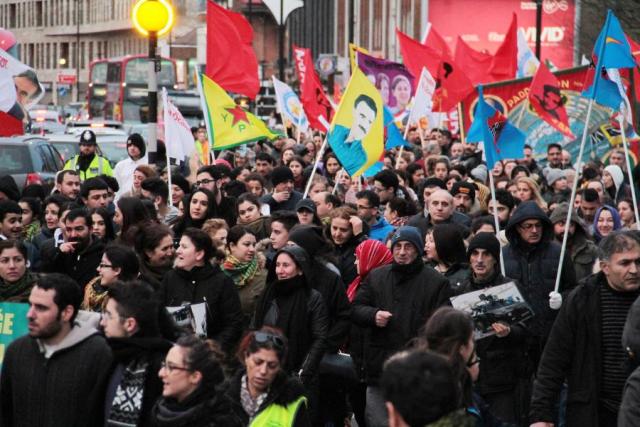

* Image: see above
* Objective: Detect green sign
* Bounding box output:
[0,303,30,367]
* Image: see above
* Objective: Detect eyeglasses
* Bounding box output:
[161,360,192,373]
[98,263,114,269]
[196,178,215,187]
[356,204,373,210]
[254,331,286,350]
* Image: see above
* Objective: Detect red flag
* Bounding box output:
[433,49,475,112]
[206,0,259,99]
[396,29,441,82]
[528,62,575,138]
[454,36,493,85]
[627,36,640,103]
[292,45,333,132]
[489,13,518,82]
[0,112,23,137]
[424,24,452,57]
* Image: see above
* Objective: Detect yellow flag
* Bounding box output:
[199,73,278,150]
[349,43,369,72]
[327,67,384,178]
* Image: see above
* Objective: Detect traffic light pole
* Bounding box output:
[148,31,158,164]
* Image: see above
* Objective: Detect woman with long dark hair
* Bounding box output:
[235,193,270,241]
[114,196,152,245]
[135,223,175,290]
[172,189,216,239]
[150,335,242,426]
[89,207,116,243]
[424,224,470,291]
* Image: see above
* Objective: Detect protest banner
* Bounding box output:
[0,302,29,367]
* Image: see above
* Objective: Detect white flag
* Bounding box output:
[272,76,309,132]
[162,88,195,161]
[0,47,44,109]
[0,68,16,113]
[406,67,436,128]
[516,29,540,78]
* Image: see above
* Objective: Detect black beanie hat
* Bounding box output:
[451,181,476,202]
[288,224,327,258]
[422,177,446,189]
[271,166,294,187]
[127,133,146,158]
[467,232,501,263]
[171,174,191,195]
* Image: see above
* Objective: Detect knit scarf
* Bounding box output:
[81,276,109,312]
[222,255,259,288]
[347,240,393,302]
[106,357,150,427]
[23,220,41,241]
[389,216,410,228]
[0,271,37,302]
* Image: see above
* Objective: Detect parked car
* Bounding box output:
[0,136,64,191]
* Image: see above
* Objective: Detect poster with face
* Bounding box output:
[356,51,415,116]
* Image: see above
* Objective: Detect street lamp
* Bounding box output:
[131,0,175,164]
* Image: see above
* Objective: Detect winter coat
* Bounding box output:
[619,366,640,427]
[160,263,244,353]
[261,190,304,212]
[226,369,311,427]
[457,271,529,395]
[331,232,368,286]
[503,201,577,339]
[529,272,614,426]
[40,237,105,291]
[0,319,113,427]
[244,216,272,241]
[352,261,451,383]
[427,261,471,295]
[104,336,172,427]
[150,388,242,427]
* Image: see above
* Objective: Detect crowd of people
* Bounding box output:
[1,124,640,427]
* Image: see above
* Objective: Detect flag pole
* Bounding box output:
[296,109,303,144]
[554,11,612,297]
[161,88,173,205]
[395,98,415,169]
[195,72,215,162]
[553,98,595,295]
[618,114,640,228]
[332,169,345,195]
[488,171,506,276]
[303,136,328,198]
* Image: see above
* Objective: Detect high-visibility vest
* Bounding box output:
[195,140,212,165]
[63,155,114,180]
[249,396,307,427]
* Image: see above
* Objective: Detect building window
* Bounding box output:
[81,41,86,69]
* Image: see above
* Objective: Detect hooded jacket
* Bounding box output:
[503,201,577,339]
[604,164,631,205]
[549,203,598,282]
[0,319,113,427]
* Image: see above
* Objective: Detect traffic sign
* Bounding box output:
[57,74,76,85]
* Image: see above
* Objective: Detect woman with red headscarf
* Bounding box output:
[347,239,393,427]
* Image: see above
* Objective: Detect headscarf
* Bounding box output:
[347,239,393,302]
[593,205,622,242]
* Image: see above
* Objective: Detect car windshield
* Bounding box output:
[49,141,78,162]
[0,145,31,174]
[97,140,128,164]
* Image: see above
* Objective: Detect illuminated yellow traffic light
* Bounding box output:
[132,0,175,37]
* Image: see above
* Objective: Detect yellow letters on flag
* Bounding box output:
[199,73,278,150]
[327,67,384,178]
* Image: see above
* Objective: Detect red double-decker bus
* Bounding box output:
[87,55,177,123]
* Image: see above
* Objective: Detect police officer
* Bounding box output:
[63,130,113,181]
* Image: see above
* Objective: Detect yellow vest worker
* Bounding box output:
[63,130,114,181]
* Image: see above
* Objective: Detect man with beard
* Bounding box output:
[101,281,172,426]
[40,208,105,291]
[550,203,598,282]
[353,226,450,427]
[80,177,110,210]
[0,273,112,426]
[457,233,530,424]
[531,231,640,427]
[63,130,114,181]
[451,181,476,215]
[488,189,515,229]
[578,188,602,227]
[195,165,236,226]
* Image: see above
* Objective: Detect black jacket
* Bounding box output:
[160,263,244,353]
[529,272,613,426]
[457,272,529,395]
[226,369,311,427]
[331,232,367,287]
[503,201,577,338]
[619,366,640,427]
[261,190,303,212]
[40,237,105,291]
[352,261,451,383]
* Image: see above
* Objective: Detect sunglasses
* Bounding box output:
[254,331,286,350]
